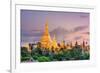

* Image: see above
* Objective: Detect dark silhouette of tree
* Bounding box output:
[37,42,42,48]
[21,47,31,62]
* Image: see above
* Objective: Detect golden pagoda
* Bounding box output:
[40,21,52,49]
[52,35,59,50]
[60,41,66,49]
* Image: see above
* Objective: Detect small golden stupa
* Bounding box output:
[52,35,59,49]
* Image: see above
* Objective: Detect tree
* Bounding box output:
[37,56,51,62]
[82,52,90,60]
[63,51,72,60]
[21,47,31,62]
[37,42,42,48]
[70,45,82,60]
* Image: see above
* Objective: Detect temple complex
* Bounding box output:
[22,21,89,53]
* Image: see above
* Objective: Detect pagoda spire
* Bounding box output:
[40,20,52,49]
[44,20,49,36]
[52,35,58,49]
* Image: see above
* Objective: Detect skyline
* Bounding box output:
[21,9,90,45]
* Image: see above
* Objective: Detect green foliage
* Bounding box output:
[70,46,82,60]
[21,46,90,62]
[21,57,31,62]
[21,47,31,62]
[37,56,50,62]
[63,51,72,60]
[81,52,90,60]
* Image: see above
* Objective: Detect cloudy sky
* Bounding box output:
[21,9,89,45]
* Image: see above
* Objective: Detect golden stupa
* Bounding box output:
[40,21,58,50]
[40,21,52,49]
[52,35,59,49]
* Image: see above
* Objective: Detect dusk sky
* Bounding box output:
[21,9,89,45]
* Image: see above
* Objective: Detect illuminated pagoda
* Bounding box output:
[40,21,52,49]
[40,21,59,51]
[52,35,59,51]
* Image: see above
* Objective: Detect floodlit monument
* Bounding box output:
[40,21,59,50]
